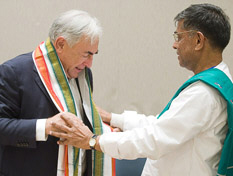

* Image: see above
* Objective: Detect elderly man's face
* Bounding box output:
[57,36,99,79]
[172,20,198,72]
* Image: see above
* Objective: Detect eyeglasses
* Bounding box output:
[173,30,197,42]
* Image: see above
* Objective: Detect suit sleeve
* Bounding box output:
[0,63,37,148]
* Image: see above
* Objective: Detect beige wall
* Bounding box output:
[1,0,233,115]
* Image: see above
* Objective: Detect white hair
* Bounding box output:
[49,10,102,46]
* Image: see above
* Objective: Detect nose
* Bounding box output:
[173,41,178,49]
[84,56,93,68]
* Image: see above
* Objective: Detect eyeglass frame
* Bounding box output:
[173,30,197,42]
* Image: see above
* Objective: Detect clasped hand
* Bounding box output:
[49,112,93,149]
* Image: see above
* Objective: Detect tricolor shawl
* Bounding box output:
[33,38,115,176]
[157,68,233,176]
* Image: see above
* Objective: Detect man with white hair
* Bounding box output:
[0,10,114,176]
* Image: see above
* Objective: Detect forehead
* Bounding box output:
[73,36,99,50]
[175,20,185,32]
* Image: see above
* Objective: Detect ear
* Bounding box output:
[195,31,205,51]
[54,37,66,53]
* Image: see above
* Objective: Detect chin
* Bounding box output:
[67,71,79,79]
[178,61,183,67]
[75,73,80,78]
[71,75,79,79]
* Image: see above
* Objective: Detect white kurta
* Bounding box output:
[99,62,233,176]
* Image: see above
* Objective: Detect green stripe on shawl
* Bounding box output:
[45,39,80,175]
[45,39,77,115]
[85,69,104,176]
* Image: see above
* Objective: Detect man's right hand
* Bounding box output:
[45,112,74,136]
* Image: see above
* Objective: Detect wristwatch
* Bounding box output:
[89,134,97,150]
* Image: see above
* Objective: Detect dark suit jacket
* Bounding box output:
[0,52,93,176]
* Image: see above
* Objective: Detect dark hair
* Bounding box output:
[174,3,231,51]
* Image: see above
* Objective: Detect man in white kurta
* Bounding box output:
[99,62,232,175]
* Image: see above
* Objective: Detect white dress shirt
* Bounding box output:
[99,62,232,176]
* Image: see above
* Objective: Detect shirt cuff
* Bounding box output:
[110,113,124,130]
[36,119,48,141]
[99,132,121,159]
